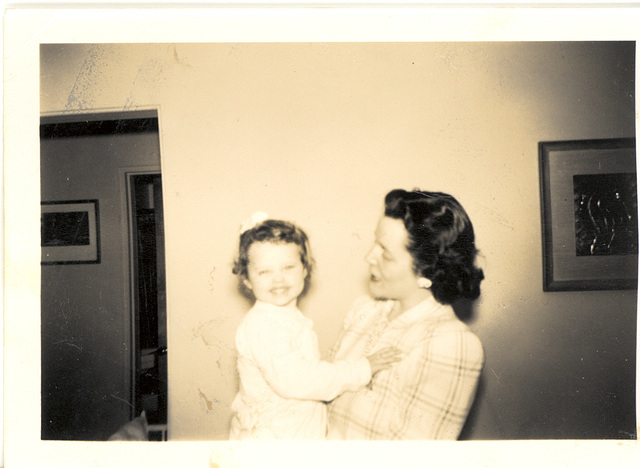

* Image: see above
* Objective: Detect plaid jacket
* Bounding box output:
[327,296,484,440]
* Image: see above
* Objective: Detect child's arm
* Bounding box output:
[244,311,391,402]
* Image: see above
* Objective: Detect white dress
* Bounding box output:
[230,301,371,439]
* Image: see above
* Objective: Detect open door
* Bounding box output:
[129,173,168,440]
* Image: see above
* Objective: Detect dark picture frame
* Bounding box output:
[41,200,101,265]
[539,138,637,291]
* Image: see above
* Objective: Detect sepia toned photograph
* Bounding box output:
[4,6,640,468]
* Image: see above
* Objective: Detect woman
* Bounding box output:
[327,188,485,440]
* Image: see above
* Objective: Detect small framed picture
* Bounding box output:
[539,138,637,291]
[41,200,101,265]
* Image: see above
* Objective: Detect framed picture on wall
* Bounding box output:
[41,200,101,265]
[539,138,637,291]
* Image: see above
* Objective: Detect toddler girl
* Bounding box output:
[229,212,401,439]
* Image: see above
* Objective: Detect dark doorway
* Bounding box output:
[130,173,168,440]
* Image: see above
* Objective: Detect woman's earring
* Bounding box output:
[417,277,432,289]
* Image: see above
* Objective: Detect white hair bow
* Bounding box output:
[239,211,269,234]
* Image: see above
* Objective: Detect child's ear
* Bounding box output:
[243,278,253,290]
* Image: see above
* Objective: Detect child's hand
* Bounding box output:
[366,347,403,375]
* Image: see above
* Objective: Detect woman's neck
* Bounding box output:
[389,288,432,321]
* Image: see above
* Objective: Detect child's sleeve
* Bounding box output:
[245,312,372,402]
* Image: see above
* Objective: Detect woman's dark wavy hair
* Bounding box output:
[232,219,314,283]
[384,188,484,305]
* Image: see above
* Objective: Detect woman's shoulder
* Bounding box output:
[402,303,482,354]
[421,318,484,363]
[429,308,480,336]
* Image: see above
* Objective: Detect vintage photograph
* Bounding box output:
[3,6,639,468]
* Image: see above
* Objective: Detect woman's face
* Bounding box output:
[365,216,421,301]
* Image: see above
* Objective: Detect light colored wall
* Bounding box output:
[40,42,636,440]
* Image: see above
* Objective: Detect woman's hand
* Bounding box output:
[366,347,403,375]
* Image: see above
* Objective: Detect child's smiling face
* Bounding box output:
[244,241,307,308]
